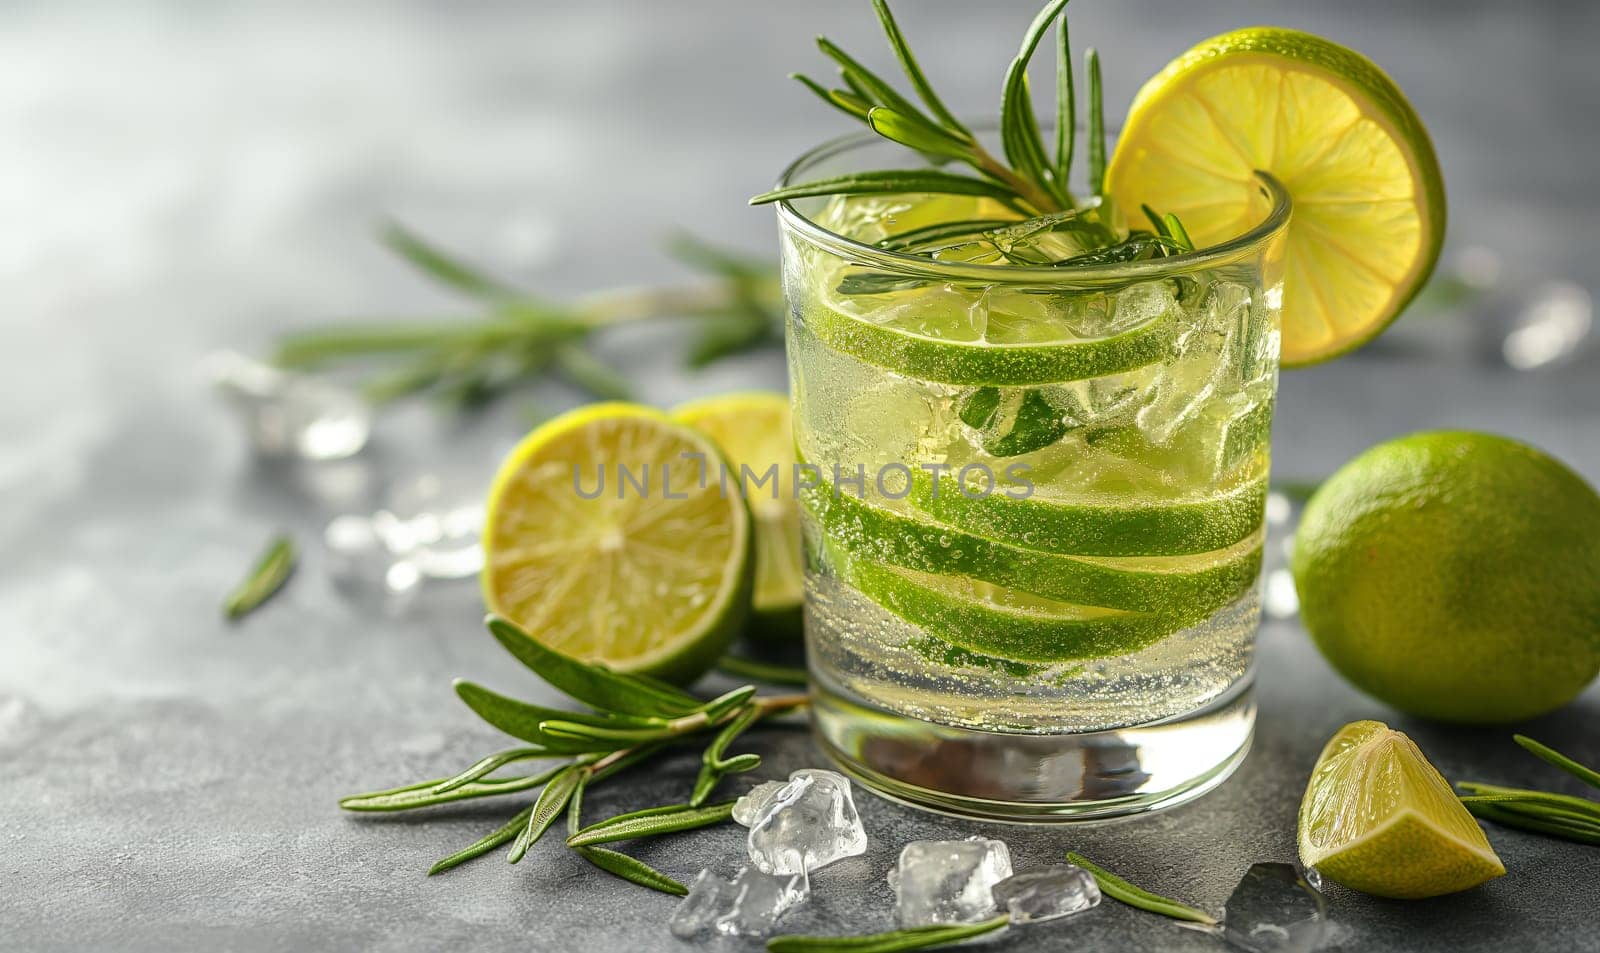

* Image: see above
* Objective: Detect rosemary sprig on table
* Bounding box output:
[275,226,782,410]
[340,614,808,891]
[1457,735,1600,845]
[1067,851,1219,926]
[767,916,1010,953]
[222,534,296,621]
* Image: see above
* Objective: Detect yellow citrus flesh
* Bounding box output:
[672,392,804,636]
[481,402,751,683]
[1298,721,1505,899]
[1106,27,1446,366]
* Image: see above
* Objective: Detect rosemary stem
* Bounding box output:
[971,145,1061,214]
[755,693,812,716]
[574,283,736,328]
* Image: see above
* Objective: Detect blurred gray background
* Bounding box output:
[2,2,1596,951]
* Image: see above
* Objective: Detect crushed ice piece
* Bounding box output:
[888,837,1013,927]
[1222,862,1329,953]
[204,350,370,460]
[992,864,1101,924]
[746,769,867,876]
[733,781,790,827]
[668,864,809,939]
[323,514,422,613]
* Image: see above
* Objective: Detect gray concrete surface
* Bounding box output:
[2,1,1597,951]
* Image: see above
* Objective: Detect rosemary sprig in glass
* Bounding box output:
[275,226,782,411]
[340,614,808,891]
[1457,735,1600,845]
[750,0,1195,278]
[222,534,296,621]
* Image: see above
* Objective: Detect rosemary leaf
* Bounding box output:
[767,916,1008,953]
[1462,801,1600,845]
[453,680,652,752]
[715,655,811,687]
[553,343,633,401]
[1514,735,1600,790]
[508,764,584,863]
[1457,781,1600,816]
[866,106,978,162]
[750,170,1020,206]
[382,222,514,299]
[793,73,873,122]
[1067,852,1218,925]
[1164,213,1196,252]
[575,846,688,896]
[692,706,765,805]
[589,742,669,785]
[999,0,1070,205]
[874,218,1017,253]
[870,0,968,137]
[815,37,930,125]
[340,767,565,813]
[428,805,535,876]
[1086,46,1105,197]
[484,615,701,717]
[540,720,673,746]
[699,685,760,721]
[1055,13,1075,189]
[567,800,737,847]
[431,746,561,795]
[223,534,295,622]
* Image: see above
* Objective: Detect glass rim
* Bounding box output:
[774,127,1292,286]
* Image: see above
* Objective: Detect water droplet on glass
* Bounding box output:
[203,350,371,461]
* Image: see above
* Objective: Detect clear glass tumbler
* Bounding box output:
[772,131,1291,820]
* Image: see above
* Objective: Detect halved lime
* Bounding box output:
[907,468,1268,557]
[802,481,1261,614]
[1106,27,1446,366]
[1299,720,1505,899]
[481,402,752,684]
[672,392,804,642]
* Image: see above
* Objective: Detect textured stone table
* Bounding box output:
[2,2,1597,951]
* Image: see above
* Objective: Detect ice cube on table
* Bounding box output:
[1222,862,1329,953]
[668,864,809,940]
[746,769,867,876]
[322,514,422,613]
[732,781,790,827]
[992,864,1101,924]
[203,350,371,461]
[888,837,1013,927]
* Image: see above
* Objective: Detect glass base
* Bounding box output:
[811,672,1255,822]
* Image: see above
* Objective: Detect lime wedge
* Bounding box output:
[672,392,804,642]
[802,481,1261,614]
[1298,720,1505,899]
[481,403,752,684]
[1106,27,1445,366]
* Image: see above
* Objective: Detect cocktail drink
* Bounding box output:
[775,139,1291,819]
[755,0,1442,820]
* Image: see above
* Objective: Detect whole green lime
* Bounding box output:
[1292,431,1600,723]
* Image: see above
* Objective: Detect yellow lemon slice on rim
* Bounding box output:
[1106,27,1446,366]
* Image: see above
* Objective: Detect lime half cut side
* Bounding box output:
[481,402,753,684]
[1106,27,1446,366]
[1298,720,1505,899]
[673,392,804,642]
